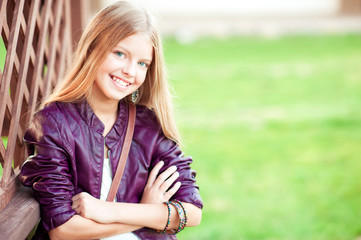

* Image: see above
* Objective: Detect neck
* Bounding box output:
[87,91,119,137]
[89,98,119,118]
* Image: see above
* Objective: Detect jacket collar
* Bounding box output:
[74,100,128,149]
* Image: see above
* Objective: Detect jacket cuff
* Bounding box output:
[173,189,203,209]
[42,209,77,232]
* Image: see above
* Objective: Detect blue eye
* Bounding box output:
[138,62,148,68]
[115,51,124,58]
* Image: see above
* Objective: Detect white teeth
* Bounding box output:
[112,76,130,87]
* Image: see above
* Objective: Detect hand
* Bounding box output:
[72,192,113,223]
[141,161,181,204]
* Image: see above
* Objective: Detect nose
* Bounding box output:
[122,61,136,77]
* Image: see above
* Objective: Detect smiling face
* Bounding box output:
[92,32,153,104]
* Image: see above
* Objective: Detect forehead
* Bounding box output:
[114,33,153,60]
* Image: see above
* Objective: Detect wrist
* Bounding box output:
[108,202,123,223]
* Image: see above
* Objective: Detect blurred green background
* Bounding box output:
[163,34,361,240]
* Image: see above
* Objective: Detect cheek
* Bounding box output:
[95,67,108,84]
[136,72,147,85]
[99,55,118,73]
[97,65,109,78]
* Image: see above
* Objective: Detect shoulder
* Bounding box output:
[34,102,72,118]
[27,102,77,142]
[34,102,79,124]
[134,104,179,152]
[32,102,64,128]
[133,104,168,151]
[39,101,76,114]
[135,104,161,130]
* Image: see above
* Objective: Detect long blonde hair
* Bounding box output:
[43,1,180,143]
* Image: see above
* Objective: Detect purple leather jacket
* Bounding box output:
[20,100,202,240]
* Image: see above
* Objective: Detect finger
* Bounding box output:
[146,161,164,187]
[159,171,179,193]
[71,200,81,213]
[71,200,78,210]
[164,182,181,200]
[72,191,88,201]
[76,207,83,215]
[79,192,89,198]
[72,194,80,202]
[71,195,79,208]
[73,205,81,214]
[154,165,177,188]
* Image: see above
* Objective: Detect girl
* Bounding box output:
[20,1,202,239]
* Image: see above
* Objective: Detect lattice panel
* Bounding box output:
[0,0,72,211]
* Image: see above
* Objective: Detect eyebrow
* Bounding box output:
[114,44,153,63]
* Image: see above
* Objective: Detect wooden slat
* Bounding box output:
[0,0,26,187]
[19,6,27,40]
[70,0,85,49]
[35,7,41,30]
[1,19,21,84]
[0,3,82,236]
[57,26,69,85]
[3,96,24,143]
[65,0,72,69]
[5,96,12,125]
[3,0,41,184]
[0,173,20,210]
[2,10,35,101]
[0,139,5,163]
[0,0,7,32]
[28,0,52,120]
[0,186,40,240]
[42,0,63,102]
[56,0,69,77]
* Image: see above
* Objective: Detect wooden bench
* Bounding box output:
[0,0,86,238]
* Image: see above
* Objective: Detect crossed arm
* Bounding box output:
[49,161,202,240]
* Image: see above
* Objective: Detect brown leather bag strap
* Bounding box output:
[106,104,136,202]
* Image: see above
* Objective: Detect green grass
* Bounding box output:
[0,137,7,177]
[163,34,361,240]
[0,36,6,72]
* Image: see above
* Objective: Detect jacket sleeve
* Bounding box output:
[152,132,203,209]
[20,111,76,231]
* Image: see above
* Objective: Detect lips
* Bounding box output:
[109,74,131,88]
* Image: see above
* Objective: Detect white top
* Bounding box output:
[100,158,139,240]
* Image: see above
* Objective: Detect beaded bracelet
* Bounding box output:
[160,201,171,234]
[169,200,187,233]
[173,199,187,229]
[169,201,185,233]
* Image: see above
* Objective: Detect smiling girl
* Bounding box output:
[20,1,202,239]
